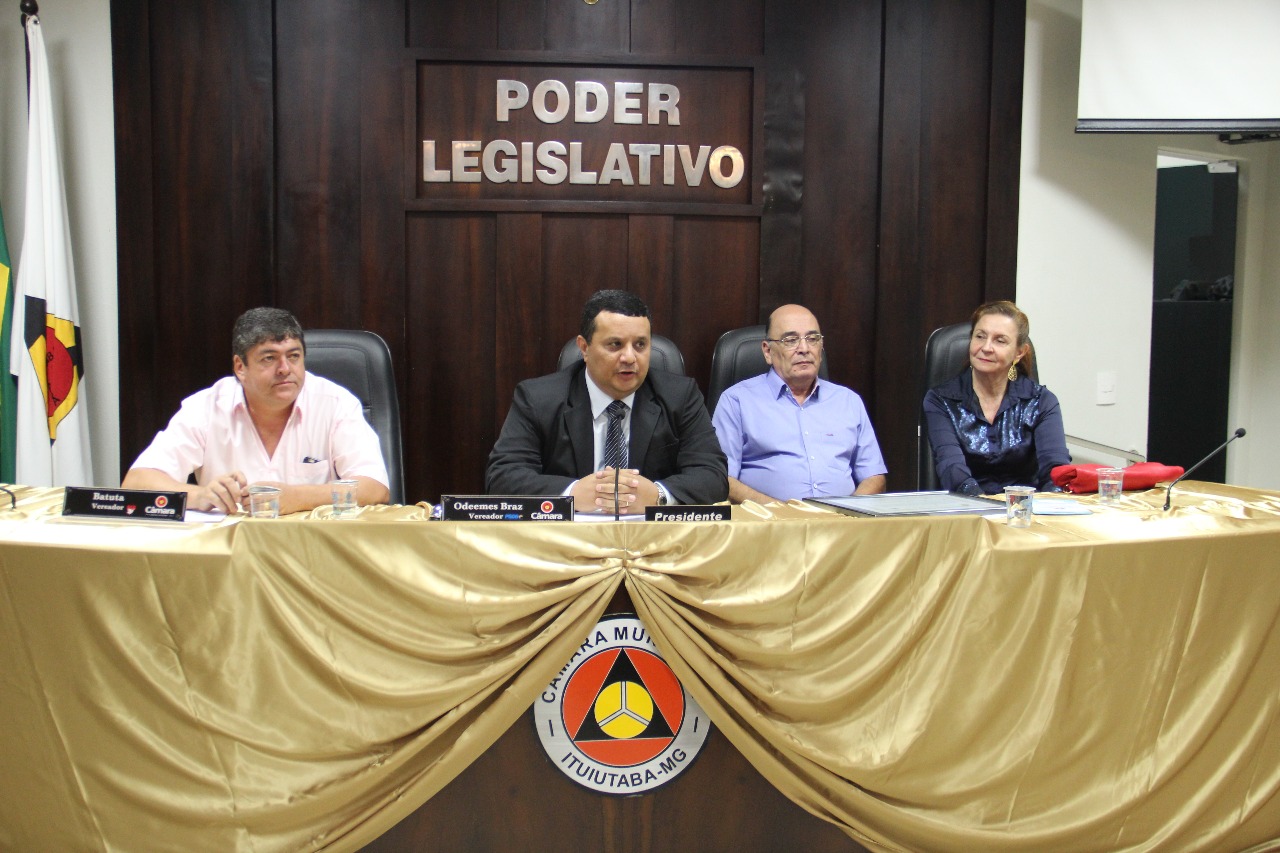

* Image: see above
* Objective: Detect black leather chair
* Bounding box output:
[917,323,1037,490]
[305,329,406,504]
[705,324,828,416]
[557,335,686,376]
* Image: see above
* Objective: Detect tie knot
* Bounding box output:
[606,400,628,420]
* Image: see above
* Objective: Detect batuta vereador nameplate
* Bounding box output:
[441,495,573,521]
[62,486,188,522]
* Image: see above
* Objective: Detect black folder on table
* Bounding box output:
[804,491,1004,518]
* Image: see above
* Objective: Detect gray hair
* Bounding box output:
[232,307,304,361]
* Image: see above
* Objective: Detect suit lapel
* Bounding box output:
[566,367,595,476]
[629,381,658,473]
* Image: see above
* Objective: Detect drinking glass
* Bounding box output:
[331,479,358,518]
[247,485,281,519]
[1004,485,1035,528]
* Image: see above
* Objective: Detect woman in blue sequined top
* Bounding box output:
[923,301,1070,495]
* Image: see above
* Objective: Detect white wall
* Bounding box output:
[1020,0,1280,488]
[2,3,119,485]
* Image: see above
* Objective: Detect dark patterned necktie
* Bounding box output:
[603,400,629,470]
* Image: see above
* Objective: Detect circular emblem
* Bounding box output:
[541,500,555,513]
[534,614,710,795]
[155,495,169,509]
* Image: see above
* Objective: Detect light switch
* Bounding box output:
[1096,371,1116,406]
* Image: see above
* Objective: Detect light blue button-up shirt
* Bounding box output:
[712,369,886,500]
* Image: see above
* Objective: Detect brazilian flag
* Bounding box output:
[0,204,15,483]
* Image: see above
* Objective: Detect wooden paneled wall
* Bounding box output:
[112,0,1024,502]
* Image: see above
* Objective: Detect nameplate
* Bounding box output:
[440,495,572,521]
[62,486,188,522]
[644,505,731,522]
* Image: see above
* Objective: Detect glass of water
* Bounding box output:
[331,479,358,518]
[1097,467,1124,505]
[1004,485,1035,528]
[247,485,281,518]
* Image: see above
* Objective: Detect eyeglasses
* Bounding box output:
[765,333,824,350]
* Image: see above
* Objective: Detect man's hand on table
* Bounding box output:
[571,468,661,514]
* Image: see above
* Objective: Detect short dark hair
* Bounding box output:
[232,307,305,361]
[579,290,650,342]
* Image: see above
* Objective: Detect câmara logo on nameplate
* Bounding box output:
[534,615,710,795]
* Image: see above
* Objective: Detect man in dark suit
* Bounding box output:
[486,290,727,513]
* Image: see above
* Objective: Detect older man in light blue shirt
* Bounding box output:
[712,305,887,503]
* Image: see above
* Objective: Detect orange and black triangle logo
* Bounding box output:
[561,647,687,767]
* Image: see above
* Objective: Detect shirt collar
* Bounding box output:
[766,366,821,404]
[231,372,308,422]
[957,368,1034,411]
[584,371,636,419]
[961,368,1035,397]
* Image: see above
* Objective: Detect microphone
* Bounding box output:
[613,466,620,522]
[1163,427,1246,511]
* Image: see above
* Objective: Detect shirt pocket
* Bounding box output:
[299,456,331,485]
[812,425,857,479]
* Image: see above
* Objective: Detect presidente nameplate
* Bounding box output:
[644,505,731,522]
[62,486,188,522]
[440,495,572,521]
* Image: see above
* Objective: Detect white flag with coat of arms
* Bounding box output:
[9,15,93,487]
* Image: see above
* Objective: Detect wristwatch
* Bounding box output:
[657,488,668,506]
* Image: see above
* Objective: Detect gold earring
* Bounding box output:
[1008,362,1018,382]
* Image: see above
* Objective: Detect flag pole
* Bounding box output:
[21,2,38,93]
[6,1,39,490]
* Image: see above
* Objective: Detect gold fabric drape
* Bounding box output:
[2,483,1279,852]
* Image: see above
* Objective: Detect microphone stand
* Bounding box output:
[1163,427,1246,511]
[613,466,620,522]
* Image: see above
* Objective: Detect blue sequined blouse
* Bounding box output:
[923,369,1070,495]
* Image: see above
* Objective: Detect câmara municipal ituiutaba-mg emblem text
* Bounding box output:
[534,614,710,794]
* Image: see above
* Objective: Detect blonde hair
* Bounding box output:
[970,300,1033,378]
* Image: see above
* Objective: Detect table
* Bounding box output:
[2,483,1279,852]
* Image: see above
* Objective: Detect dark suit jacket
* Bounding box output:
[485,363,728,504]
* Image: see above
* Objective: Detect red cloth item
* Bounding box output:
[1051,462,1185,494]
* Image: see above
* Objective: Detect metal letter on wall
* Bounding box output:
[414,63,758,208]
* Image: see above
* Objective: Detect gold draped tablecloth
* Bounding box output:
[2,483,1280,852]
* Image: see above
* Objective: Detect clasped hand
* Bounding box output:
[189,471,249,514]
[571,467,659,514]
